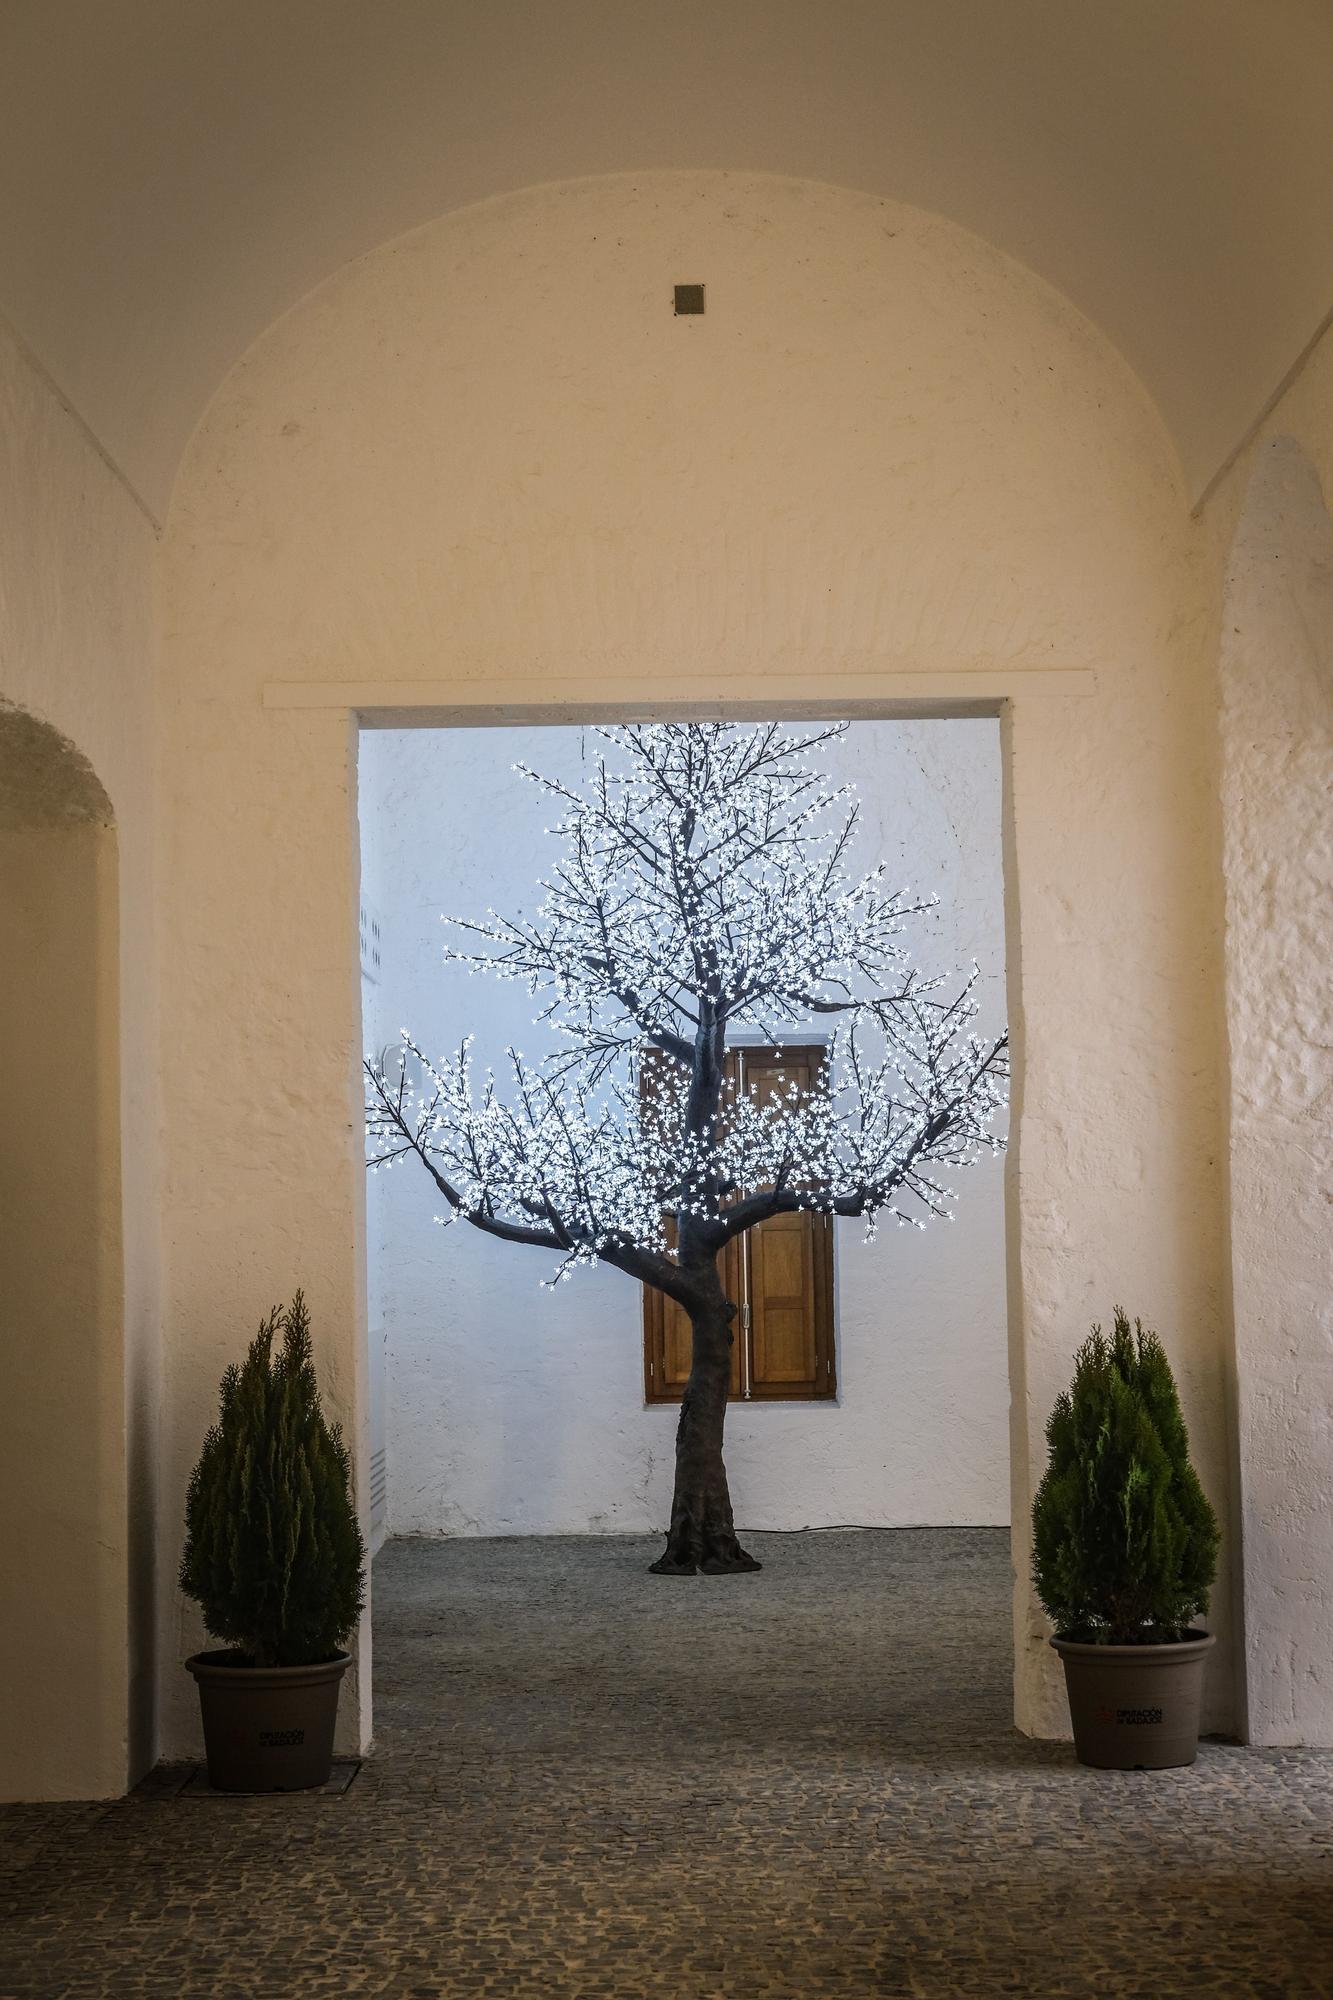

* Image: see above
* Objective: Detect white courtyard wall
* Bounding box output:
[359,720,1008,1538]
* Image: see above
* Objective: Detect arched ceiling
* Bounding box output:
[2,0,1331,522]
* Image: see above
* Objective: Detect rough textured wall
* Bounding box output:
[360,720,1009,1538]
[1212,425,1333,1745]
[0,321,160,1797]
[161,173,1228,1751]
[0,823,121,1798]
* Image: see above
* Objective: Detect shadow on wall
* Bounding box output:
[0,701,127,1801]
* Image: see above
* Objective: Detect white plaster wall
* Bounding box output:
[1210,429,1333,1745]
[0,321,161,1797]
[360,720,1008,1537]
[0,819,122,1801]
[159,173,1232,1749]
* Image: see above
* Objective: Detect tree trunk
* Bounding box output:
[648,1278,761,1577]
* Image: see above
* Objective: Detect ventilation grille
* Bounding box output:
[359,901,382,982]
[366,1456,386,1544]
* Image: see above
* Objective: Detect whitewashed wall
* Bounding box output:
[360,719,1008,1536]
[160,173,1235,1750]
[1211,423,1333,1744]
[0,321,160,1798]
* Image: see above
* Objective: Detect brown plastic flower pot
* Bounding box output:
[1051,1632,1214,1770]
[186,1651,350,1792]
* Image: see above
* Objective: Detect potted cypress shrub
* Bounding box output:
[181,1292,366,1792]
[1032,1309,1220,1770]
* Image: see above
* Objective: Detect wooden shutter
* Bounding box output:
[641,1050,743,1404]
[641,1044,835,1403]
[737,1046,836,1401]
[643,1224,743,1403]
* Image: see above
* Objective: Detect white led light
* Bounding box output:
[363,721,1008,1280]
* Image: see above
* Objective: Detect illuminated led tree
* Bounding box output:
[366,722,1008,1575]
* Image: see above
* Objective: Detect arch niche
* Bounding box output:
[0,701,127,1800]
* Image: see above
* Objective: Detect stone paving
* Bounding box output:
[3,1529,1333,1997]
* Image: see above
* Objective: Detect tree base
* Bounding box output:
[701,1549,763,1575]
[648,1533,762,1578]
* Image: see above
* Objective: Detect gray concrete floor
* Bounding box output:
[3,1529,1333,1996]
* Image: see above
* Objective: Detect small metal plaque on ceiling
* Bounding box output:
[673,284,705,315]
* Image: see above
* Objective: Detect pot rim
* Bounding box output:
[1050,1630,1215,1662]
[185,1649,351,1685]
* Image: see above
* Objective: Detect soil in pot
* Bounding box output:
[186,1651,350,1792]
[1052,1631,1215,1770]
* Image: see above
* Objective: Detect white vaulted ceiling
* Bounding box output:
[2,0,1331,521]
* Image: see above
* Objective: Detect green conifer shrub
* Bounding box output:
[1032,1308,1219,1644]
[180,1292,366,1667]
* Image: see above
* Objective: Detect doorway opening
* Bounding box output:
[356,714,1009,1722]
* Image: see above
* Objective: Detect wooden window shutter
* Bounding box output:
[641,1051,743,1404]
[736,1046,836,1401]
[642,1223,743,1403]
[641,1045,835,1403]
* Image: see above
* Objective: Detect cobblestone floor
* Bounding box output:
[3,1529,1333,1997]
